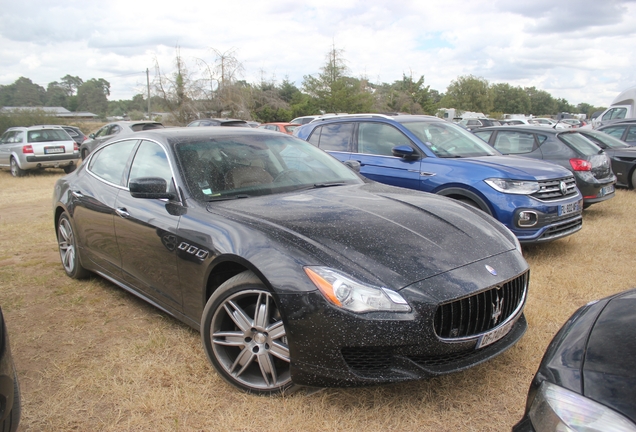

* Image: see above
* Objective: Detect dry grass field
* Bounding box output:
[1,169,634,431]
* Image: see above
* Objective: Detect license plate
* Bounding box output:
[600,185,615,196]
[558,199,581,216]
[476,316,517,349]
[44,146,65,154]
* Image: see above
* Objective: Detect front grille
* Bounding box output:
[538,215,582,241]
[532,177,578,201]
[434,272,528,339]
[341,347,393,373]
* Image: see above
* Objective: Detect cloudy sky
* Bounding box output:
[1,0,635,107]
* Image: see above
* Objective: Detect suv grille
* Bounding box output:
[434,272,528,339]
[531,177,578,201]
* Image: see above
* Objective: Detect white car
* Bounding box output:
[0,125,80,177]
[528,118,571,129]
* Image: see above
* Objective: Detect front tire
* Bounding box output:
[631,169,636,190]
[56,213,89,279]
[1,368,21,432]
[201,271,295,395]
[9,158,25,177]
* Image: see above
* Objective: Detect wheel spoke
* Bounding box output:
[212,331,245,347]
[267,320,286,340]
[253,293,270,329]
[231,348,255,377]
[223,300,254,332]
[258,352,277,386]
[269,340,290,362]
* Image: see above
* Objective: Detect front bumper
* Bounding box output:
[278,251,529,387]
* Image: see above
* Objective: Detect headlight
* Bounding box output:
[304,267,411,313]
[528,381,636,432]
[485,178,540,195]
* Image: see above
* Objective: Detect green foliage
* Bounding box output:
[77,79,111,116]
[524,86,557,115]
[443,75,492,113]
[0,109,59,135]
[491,83,530,114]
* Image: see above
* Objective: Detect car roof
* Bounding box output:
[474,125,564,134]
[598,119,636,126]
[8,125,66,131]
[307,113,441,124]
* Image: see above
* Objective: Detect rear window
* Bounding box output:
[27,129,70,142]
[558,133,602,156]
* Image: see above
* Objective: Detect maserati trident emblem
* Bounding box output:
[559,181,568,196]
[485,265,497,276]
[491,293,504,325]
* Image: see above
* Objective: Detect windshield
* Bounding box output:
[582,131,630,149]
[401,121,499,157]
[175,133,362,201]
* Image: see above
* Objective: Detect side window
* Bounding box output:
[603,108,627,121]
[626,126,636,142]
[309,123,353,152]
[601,126,626,140]
[494,131,536,154]
[88,140,137,186]
[110,125,122,135]
[0,132,15,144]
[358,123,410,156]
[94,126,110,138]
[128,141,173,191]
[473,131,493,142]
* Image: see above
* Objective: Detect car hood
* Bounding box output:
[461,155,571,180]
[582,290,636,423]
[207,182,517,289]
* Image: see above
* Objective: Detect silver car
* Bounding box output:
[0,126,80,177]
[79,121,164,159]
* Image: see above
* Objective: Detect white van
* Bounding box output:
[593,86,636,128]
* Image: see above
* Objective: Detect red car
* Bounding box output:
[258,122,301,135]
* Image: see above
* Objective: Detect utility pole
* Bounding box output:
[146,68,151,119]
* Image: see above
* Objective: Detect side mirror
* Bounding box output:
[392,145,419,160]
[129,177,175,200]
[343,160,361,172]
[89,133,95,139]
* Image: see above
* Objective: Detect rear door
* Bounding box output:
[307,122,354,163]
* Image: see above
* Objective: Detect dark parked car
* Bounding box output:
[80,121,164,159]
[513,288,636,431]
[597,119,636,146]
[186,118,249,127]
[473,126,616,208]
[295,114,583,244]
[0,307,20,432]
[40,125,87,145]
[577,129,636,189]
[53,127,530,394]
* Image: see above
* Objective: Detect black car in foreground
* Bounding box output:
[53,127,529,394]
[0,307,20,432]
[474,126,616,208]
[577,129,636,189]
[513,288,636,431]
[597,119,636,146]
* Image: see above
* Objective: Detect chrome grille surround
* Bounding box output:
[434,271,528,341]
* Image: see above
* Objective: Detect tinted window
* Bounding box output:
[559,133,602,156]
[358,122,410,156]
[88,140,137,185]
[601,126,627,140]
[129,141,173,190]
[94,126,110,138]
[308,123,353,151]
[110,125,122,135]
[581,131,629,149]
[0,131,15,144]
[494,131,536,154]
[625,127,636,142]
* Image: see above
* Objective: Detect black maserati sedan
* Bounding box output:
[513,288,636,431]
[53,127,530,394]
[577,129,636,189]
[0,307,20,432]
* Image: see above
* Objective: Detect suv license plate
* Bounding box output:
[44,146,65,154]
[559,200,582,216]
[476,316,517,349]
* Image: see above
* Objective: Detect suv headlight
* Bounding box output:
[304,267,411,313]
[528,381,636,431]
[485,178,540,195]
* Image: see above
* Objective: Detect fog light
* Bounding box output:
[518,211,538,227]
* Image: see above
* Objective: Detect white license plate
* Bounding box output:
[559,200,581,216]
[600,185,615,196]
[476,316,517,349]
[44,146,65,154]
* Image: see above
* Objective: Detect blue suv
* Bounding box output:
[295,114,583,244]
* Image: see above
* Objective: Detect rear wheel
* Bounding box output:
[201,271,296,395]
[631,169,636,190]
[1,368,20,432]
[57,213,90,279]
[63,165,76,174]
[9,158,25,177]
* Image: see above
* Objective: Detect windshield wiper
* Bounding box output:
[206,194,250,202]
[313,182,346,188]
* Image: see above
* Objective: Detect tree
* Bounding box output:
[0,77,47,107]
[45,82,68,107]
[154,47,201,124]
[302,45,373,113]
[442,75,492,113]
[524,87,557,115]
[490,83,530,114]
[77,78,111,115]
[60,75,84,97]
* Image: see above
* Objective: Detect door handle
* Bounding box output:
[115,207,131,218]
[71,190,84,198]
[420,172,437,177]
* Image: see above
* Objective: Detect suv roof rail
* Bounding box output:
[309,113,397,123]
